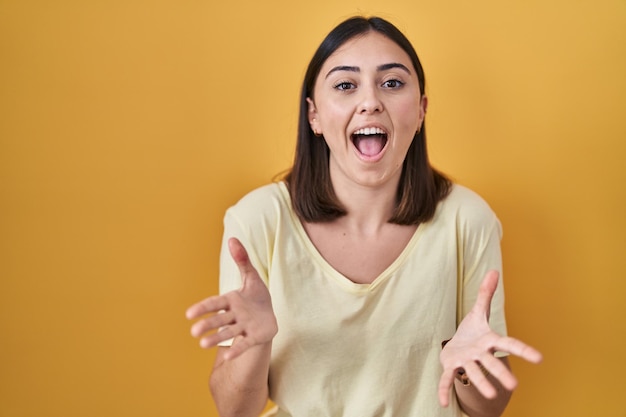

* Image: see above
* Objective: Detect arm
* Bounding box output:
[187,238,278,417]
[210,344,272,417]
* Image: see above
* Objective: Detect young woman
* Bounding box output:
[187,16,542,417]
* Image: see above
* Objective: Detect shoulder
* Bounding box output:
[443,184,494,212]
[231,181,286,207]
[225,181,292,224]
[437,184,500,230]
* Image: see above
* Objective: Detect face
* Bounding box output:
[308,31,427,190]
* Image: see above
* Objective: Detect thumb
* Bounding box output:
[474,270,499,320]
[228,237,260,290]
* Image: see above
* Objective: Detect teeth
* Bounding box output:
[354,127,386,135]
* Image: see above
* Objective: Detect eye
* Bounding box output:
[333,81,356,91]
[382,79,404,89]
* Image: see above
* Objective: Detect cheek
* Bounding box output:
[394,99,423,131]
[319,102,353,130]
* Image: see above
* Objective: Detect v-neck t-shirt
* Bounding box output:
[218,181,507,417]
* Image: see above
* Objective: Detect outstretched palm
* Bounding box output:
[186,238,278,360]
[438,271,543,406]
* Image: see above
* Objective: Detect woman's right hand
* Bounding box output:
[186,237,278,361]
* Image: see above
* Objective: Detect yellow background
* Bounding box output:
[1,0,624,416]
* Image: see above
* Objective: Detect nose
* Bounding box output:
[357,84,383,114]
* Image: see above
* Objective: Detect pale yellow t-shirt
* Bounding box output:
[219,182,507,417]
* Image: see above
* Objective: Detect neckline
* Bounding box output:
[276,181,425,293]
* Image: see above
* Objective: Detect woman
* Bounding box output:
[187,16,542,417]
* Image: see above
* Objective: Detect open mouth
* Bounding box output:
[351,127,388,157]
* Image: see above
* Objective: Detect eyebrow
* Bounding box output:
[325,62,411,78]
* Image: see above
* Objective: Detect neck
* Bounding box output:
[330,175,400,235]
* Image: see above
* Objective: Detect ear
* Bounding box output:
[306,97,321,135]
[417,95,428,131]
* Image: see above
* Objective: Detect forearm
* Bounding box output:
[454,357,512,417]
[210,343,272,417]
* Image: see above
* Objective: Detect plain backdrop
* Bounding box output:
[1,0,625,416]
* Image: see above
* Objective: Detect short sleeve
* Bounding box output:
[216,186,278,346]
[455,193,508,340]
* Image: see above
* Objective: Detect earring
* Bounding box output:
[311,119,322,137]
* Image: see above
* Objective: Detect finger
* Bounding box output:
[199,324,240,349]
[494,337,543,364]
[186,295,231,320]
[224,335,255,361]
[228,238,265,292]
[190,310,235,338]
[463,361,497,399]
[228,238,260,290]
[228,237,253,272]
[479,354,518,391]
[437,368,456,407]
[473,270,499,317]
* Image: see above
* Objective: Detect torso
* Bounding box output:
[302,220,418,284]
[218,181,506,416]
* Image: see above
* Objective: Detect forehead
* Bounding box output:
[321,31,413,72]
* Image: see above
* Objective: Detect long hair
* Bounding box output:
[284,16,451,225]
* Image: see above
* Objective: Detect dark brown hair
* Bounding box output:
[284,16,451,225]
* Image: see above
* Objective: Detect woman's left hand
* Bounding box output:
[438,270,543,407]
